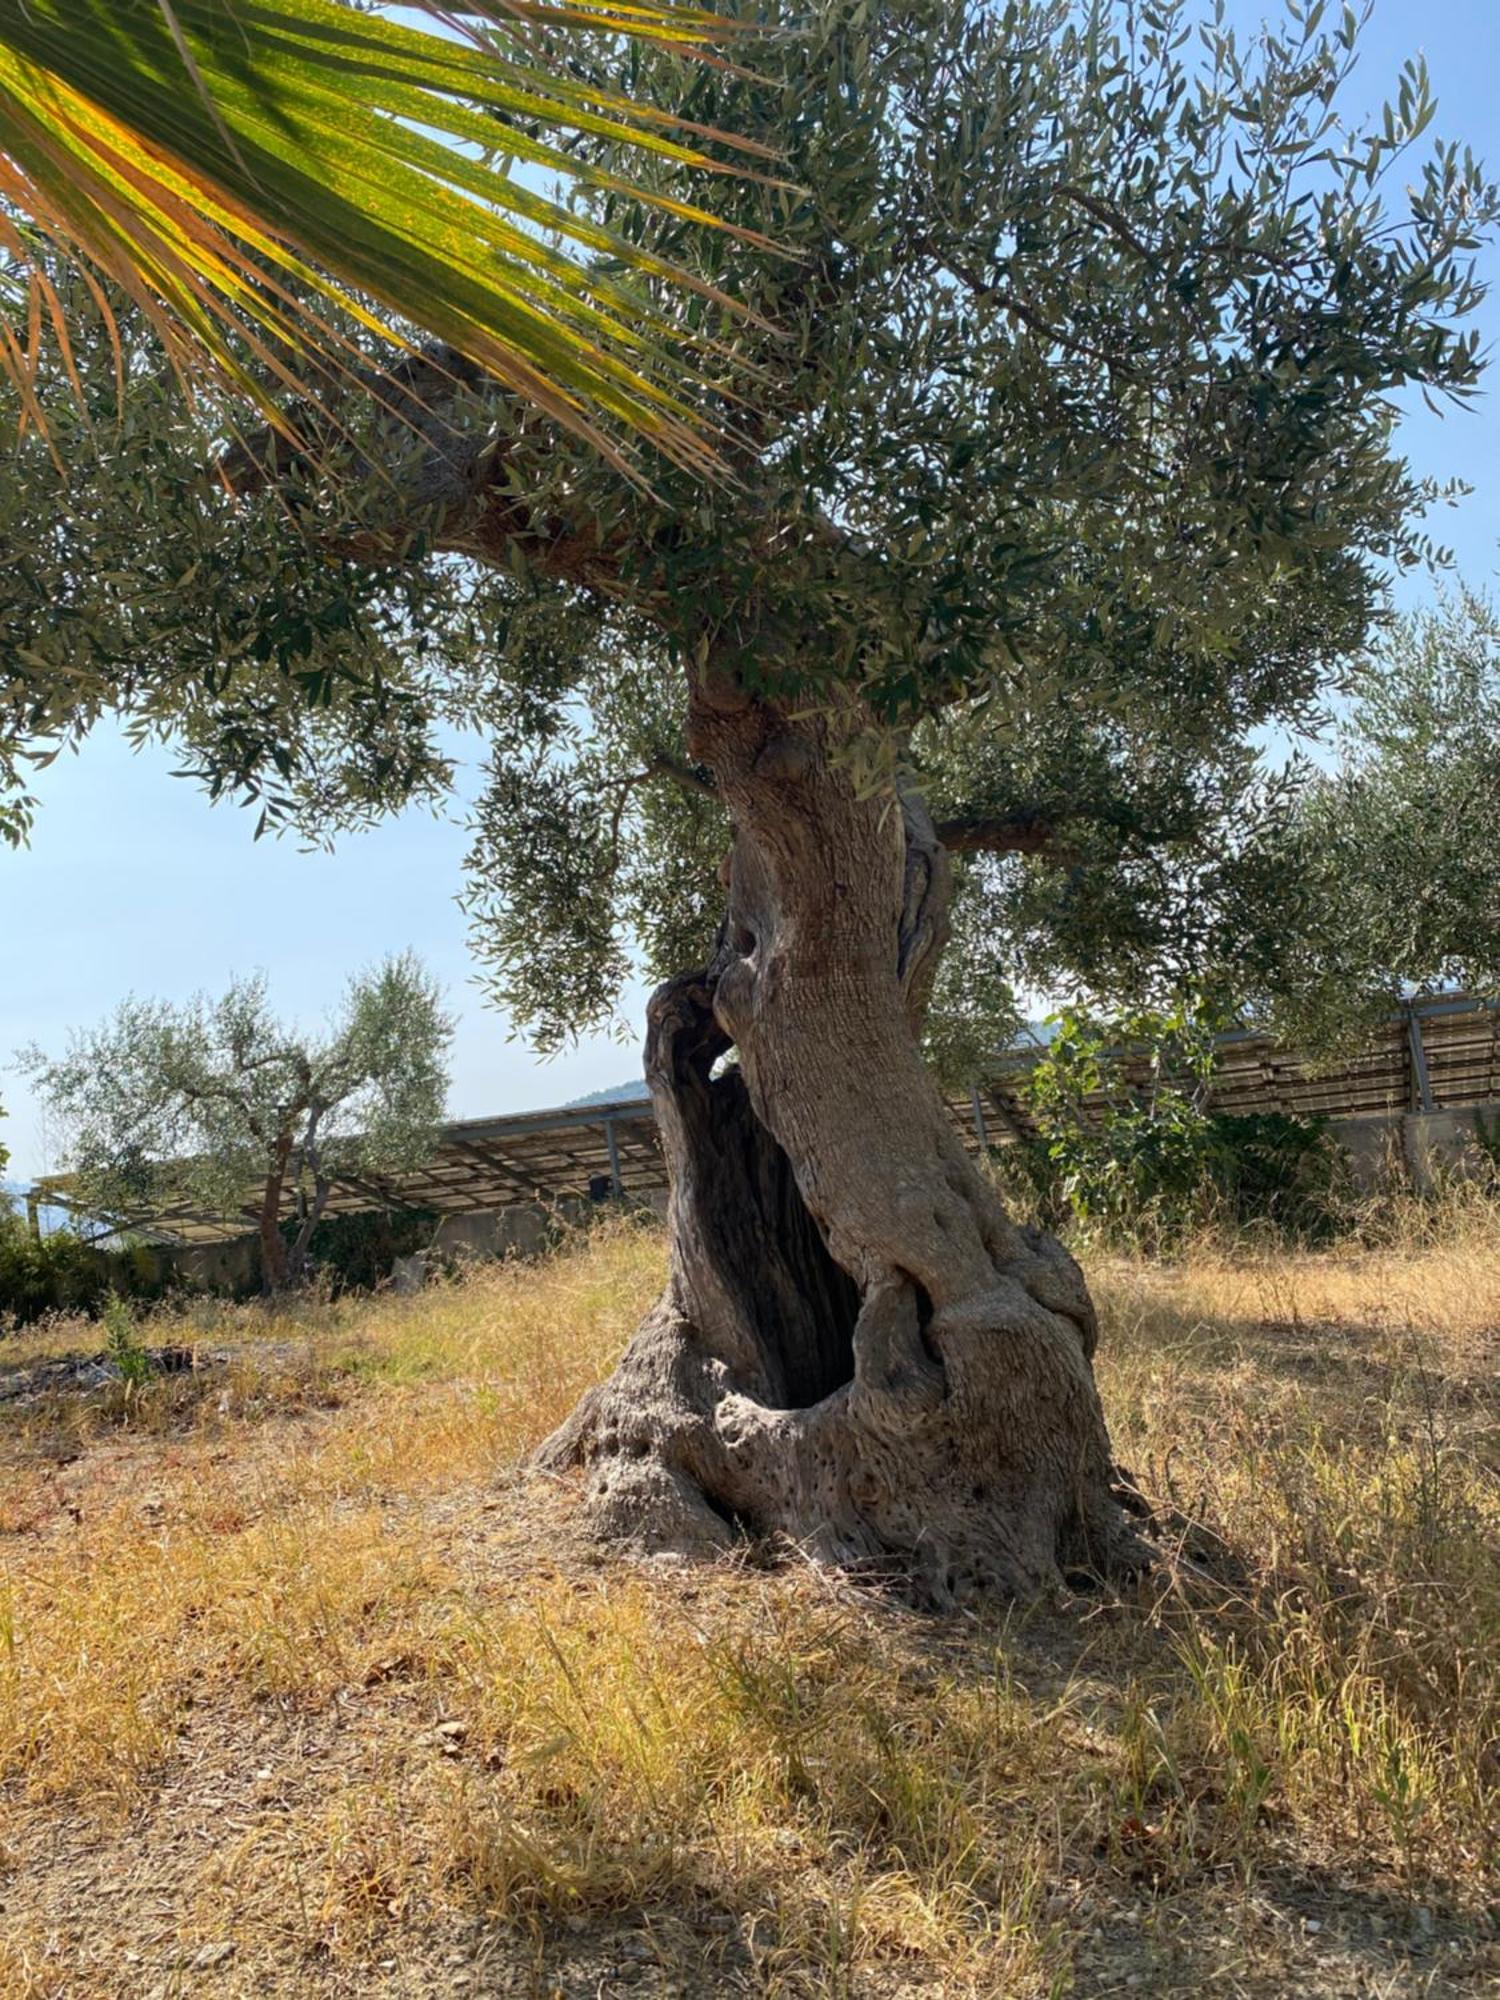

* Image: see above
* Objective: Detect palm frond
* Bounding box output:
[0,0,777,468]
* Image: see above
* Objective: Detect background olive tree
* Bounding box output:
[21,954,452,1293]
[1264,593,1500,1051]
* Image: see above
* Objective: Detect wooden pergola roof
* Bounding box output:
[30,994,1499,1246]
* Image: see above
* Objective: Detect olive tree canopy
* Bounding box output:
[1266,592,1500,1050]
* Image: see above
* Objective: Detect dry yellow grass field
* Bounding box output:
[0,1209,1496,1997]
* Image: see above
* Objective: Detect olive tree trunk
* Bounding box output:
[538,676,1144,1601]
[257,1133,293,1296]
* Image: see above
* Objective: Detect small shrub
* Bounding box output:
[100,1292,153,1388]
[1007,1000,1349,1251]
[0,1208,110,1328]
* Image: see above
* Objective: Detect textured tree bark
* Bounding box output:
[257,1134,293,1296]
[537,677,1145,1601]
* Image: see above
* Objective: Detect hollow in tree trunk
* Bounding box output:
[538,676,1145,1602]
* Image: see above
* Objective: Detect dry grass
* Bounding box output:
[0,1213,1496,1997]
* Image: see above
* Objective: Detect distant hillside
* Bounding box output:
[566,1080,649,1110]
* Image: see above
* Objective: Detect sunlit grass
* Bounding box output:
[1,1210,1496,1995]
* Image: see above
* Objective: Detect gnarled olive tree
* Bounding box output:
[4,0,1495,1596]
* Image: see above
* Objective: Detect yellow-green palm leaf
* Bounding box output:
[0,0,772,468]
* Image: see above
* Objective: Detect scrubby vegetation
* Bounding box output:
[1000,1002,1355,1253]
[1,1213,1494,1996]
[0,1209,109,1328]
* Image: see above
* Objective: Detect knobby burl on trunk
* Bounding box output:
[536,657,1146,1602]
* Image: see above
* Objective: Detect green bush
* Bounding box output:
[0,1207,111,1327]
[279,1205,439,1294]
[101,1292,153,1387]
[1006,1002,1350,1252]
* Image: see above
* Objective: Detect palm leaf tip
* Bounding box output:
[0,0,783,465]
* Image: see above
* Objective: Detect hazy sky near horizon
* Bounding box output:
[4,0,1500,1185]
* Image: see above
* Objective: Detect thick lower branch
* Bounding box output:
[934,806,1066,856]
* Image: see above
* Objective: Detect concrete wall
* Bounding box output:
[431,1190,668,1261]
[68,1231,258,1302]
[1325,1108,1494,1191]
[1398,1110,1493,1191]
[1327,1113,1407,1190]
[169,1235,260,1293]
[432,1203,578,1261]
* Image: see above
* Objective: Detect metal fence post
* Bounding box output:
[969,1083,990,1153]
[1407,1002,1436,1115]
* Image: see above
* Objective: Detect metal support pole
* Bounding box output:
[1407,1002,1436,1114]
[969,1083,990,1154]
[603,1117,624,1198]
[25,1194,41,1244]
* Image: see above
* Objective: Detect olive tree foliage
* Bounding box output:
[1,0,1494,1070]
[19,956,452,1291]
[0,296,478,849]
[1264,592,1500,1050]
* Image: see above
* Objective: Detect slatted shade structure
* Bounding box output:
[965,994,1500,1144]
[30,1096,662,1247]
[28,995,1499,1246]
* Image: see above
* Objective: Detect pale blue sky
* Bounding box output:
[3,0,1499,1184]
